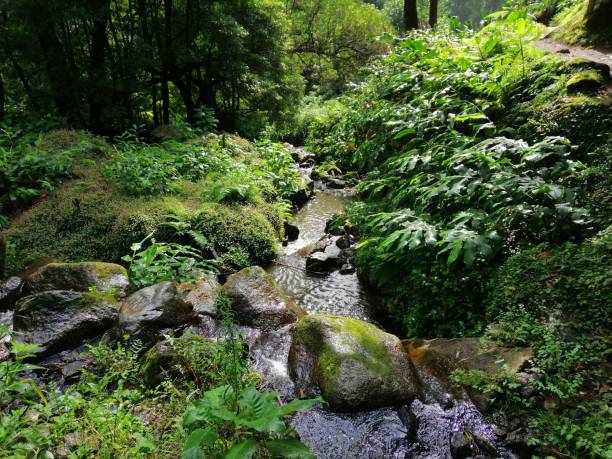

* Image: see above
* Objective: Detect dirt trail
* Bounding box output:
[535,37,612,76]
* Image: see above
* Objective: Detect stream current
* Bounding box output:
[265,168,516,459]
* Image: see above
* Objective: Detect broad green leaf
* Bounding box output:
[266,439,317,459]
[223,440,258,459]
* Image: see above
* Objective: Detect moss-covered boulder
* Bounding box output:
[25,262,129,297]
[115,282,194,346]
[13,290,119,358]
[289,314,418,411]
[404,338,533,410]
[223,266,305,332]
[566,70,606,92]
[191,204,280,271]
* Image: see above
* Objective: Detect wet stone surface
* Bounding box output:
[268,189,378,322]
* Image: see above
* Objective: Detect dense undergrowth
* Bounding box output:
[296,10,611,457]
[1,298,317,458]
[0,129,305,276]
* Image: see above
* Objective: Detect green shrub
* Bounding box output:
[1,181,165,275]
[191,203,279,271]
[104,141,232,196]
[182,385,319,459]
[122,236,219,289]
[487,229,612,329]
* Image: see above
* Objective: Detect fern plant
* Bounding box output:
[182,385,320,459]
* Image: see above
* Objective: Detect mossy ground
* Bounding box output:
[1,131,290,276]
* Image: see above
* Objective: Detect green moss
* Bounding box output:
[191,203,279,270]
[79,290,121,308]
[2,180,165,275]
[294,314,394,390]
[566,70,605,92]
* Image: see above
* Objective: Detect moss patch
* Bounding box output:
[566,70,606,92]
[294,314,394,389]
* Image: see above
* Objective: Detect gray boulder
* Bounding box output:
[290,314,418,411]
[0,276,24,310]
[288,172,314,205]
[223,266,304,332]
[26,262,129,297]
[305,242,342,275]
[183,277,220,317]
[13,290,119,358]
[115,282,194,345]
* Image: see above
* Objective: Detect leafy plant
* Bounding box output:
[182,385,320,459]
[122,233,218,289]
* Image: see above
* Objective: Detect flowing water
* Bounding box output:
[268,188,378,322]
[263,174,515,459]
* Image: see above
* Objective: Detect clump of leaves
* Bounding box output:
[123,233,218,289]
[182,385,320,459]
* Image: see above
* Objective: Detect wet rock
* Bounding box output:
[290,314,418,411]
[26,262,129,297]
[450,431,473,458]
[404,337,533,410]
[183,277,220,317]
[115,282,194,346]
[223,266,304,332]
[291,406,411,459]
[325,177,347,189]
[0,276,24,311]
[13,290,119,358]
[335,235,352,250]
[287,145,316,165]
[288,173,314,205]
[305,243,342,275]
[505,428,534,458]
[339,264,356,275]
[407,399,508,459]
[284,221,300,242]
[42,348,95,383]
[248,323,296,398]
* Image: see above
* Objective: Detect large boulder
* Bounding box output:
[115,282,194,345]
[288,173,314,206]
[223,266,305,331]
[13,290,119,358]
[183,277,221,317]
[404,338,533,410]
[26,262,129,297]
[290,314,418,411]
[0,276,24,311]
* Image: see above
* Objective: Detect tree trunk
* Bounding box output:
[88,0,111,129]
[585,0,612,31]
[0,71,4,121]
[404,0,419,30]
[429,0,438,28]
[161,0,173,125]
[9,56,39,111]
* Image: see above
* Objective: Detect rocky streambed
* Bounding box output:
[0,148,536,459]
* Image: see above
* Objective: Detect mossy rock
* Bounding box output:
[223,266,304,331]
[563,59,611,80]
[290,314,418,411]
[192,204,279,270]
[13,290,119,358]
[1,179,165,275]
[566,70,606,92]
[26,262,129,297]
